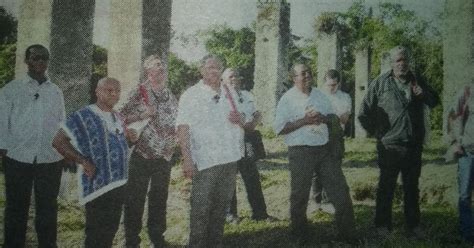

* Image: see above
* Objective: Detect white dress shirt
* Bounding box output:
[239,90,257,123]
[274,87,333,147]
[0,75,65,164]
[176,80,244,171]
[322,89,352,118]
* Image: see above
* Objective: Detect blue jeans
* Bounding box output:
[458,152,474,241]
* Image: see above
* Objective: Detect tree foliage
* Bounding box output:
[309,1,444,130]
[168,52,200,97]
[201,25,255,89]
[0,7,17,89]
[0,7,17,44]
[92,45,107,78]
[0,43,16,88]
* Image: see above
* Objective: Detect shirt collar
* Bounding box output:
[25,74,52,86]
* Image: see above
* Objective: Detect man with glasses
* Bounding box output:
[0,44,66,247]
[176,55,244,247]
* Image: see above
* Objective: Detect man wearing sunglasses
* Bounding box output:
[0,44,66,247]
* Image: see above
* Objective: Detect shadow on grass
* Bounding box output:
[222,204,472,247]
[223,218,340,248]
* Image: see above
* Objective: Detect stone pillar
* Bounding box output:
[142,0,172,62]
[354,48,370,138]
[443,0,474,130]
[15,0,53,77]
[380,51,391,75]
[108,0,143,106]
[253,0,290,126]
[109,0,173,107]
[49,0,95,113]
[316,32,342,86]
[15,0,96,114]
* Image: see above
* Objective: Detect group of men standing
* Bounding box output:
[6,42,474,247]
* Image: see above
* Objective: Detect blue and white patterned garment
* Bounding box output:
[63,105,129,205]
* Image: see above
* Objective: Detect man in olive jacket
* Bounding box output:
[358,46,439,238]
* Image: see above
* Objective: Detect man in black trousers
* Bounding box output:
[358,45,439,239]
[0,44,65,248]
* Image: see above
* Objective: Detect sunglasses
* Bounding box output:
[30,55,49,61]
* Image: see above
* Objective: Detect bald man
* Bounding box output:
[53,77,138,248]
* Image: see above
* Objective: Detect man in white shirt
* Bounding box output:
[311,69,352,214]
[0,44,65,248]
[274,64,356,244]
[176,55,244,248]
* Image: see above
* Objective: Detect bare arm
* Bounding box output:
[339,112,351,126]
[52,129,96,178]
[177,124,194,179]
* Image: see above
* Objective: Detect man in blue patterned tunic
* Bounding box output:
[53,77,138,248]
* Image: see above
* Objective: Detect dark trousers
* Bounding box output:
[458,153,474,241]
[3,156,62,248]
[124,152,171,247]
[312,173,329,204]
[375,143,422,230]
[229,158,268,220]
[288,145,355,238]
[84,186,125,248]
[189,162,237,248]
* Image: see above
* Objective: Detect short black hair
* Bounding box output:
[324,69,340,82]
[25,44,49,60]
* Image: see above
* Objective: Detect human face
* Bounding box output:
[223,70,241,89]
[201,58,223,88]
[391,52,410,78]
[25,47,49,76]
[323,78,339,94]
[292,65,312,93]
[96,80,121,109]
[146,58,167,84]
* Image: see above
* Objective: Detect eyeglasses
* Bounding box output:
[30,55,49,61]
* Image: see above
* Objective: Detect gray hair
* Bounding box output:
[199,54,224,71]
[96,77,120,89]
[389,45,411,63]
[143,54,162,70]
[221,68,240,81]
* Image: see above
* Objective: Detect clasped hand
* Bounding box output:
[304,110,325,125]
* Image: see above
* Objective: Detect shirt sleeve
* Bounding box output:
[119,86,142,123]
[59,112,81,151]
[57,88,66,124]
[242,91,257,123]
[342,92,352,114]
[358,79,378,135]
[175,89,193,127]
[274,95,289,134]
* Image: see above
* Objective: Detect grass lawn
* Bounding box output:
[0,134,470,247]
